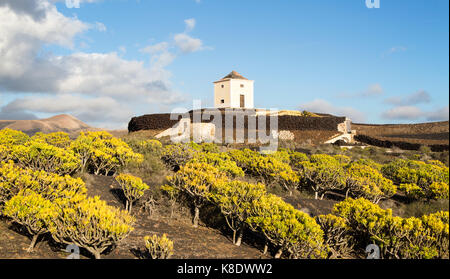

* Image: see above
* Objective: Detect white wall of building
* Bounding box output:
[214,79,254,109]
[214,80,231,108]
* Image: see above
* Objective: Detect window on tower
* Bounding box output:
[240,84,244,88]
[221,99,225,104]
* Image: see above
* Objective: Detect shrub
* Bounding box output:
[31,132,71,148]
[288,151,309,169]
[419,211,449,259]
[126,139,163,156]
[210,180,266,246]
[345,163,397,204]
[0,144,11,162]
[268,149,291,164]
[227,149,258,170]
[333,155,351,165]
[197,142,220,153]
[3,190,57,252]
[144,234,174,259]
[298,154,346,199]
[115,173,150,212]
[246,194,326,259]
[161,143,198,170]
[400,181,449,201]
[166,162,227,227]
[91,137,143,175]
[49,196,135,259]
[426,160,447,168]
[0,128,29,146]
[352,158,382,171]
[228,149,299,195]
[315,214,354,259]
[333,198,449,259]
[0,161,87,204]
[70,132,95,171]
[71,131,143,175]
[382,159,449,200]
[333,197,404,258]
[11,140,81,175]
[189,152,244,178]
[0,161,24,204]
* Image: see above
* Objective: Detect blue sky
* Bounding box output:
[0,0,448,128]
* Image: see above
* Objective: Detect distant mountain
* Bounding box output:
[0,114,93,136]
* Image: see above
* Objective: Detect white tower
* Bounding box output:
[214,71,254,109]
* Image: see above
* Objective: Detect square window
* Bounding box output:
[221,85,224,88]
[240,84,244,88]
[221,99,225,104]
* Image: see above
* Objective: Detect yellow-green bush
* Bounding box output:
[228,149,299,195]
[382,159,449,200]
[31,132,71,148]
[138,139,163,154]
[333,198,449,259]
[0,128,29,146]
[3,190,57,252]
[315,214,354,259]
[0,161,27,204]
[400,181,449,201]
[161,143,198,170]
[353,158,382,171]
[126,139,163,156]
[189,152,244,178]
[298,154,346,200]
[192,142,220,153]
[345,163,397,204]
[288,151,309,169]
[11,140,81,175]
[419,211,449,259]
[210,180,266,246]
[267,149,291,164]
[144,234,174,259]
[115,173,150,212]
[246,194,327,259]
[0,144,11,162]
[71,131,143,175]
[333,155,351,165]
[0,161,87,205]
[165,162,227,227]
[49,196,135,259]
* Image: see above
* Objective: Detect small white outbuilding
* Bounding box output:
[214,71,254,109]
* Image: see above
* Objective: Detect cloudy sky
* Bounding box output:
[0,0,448,128]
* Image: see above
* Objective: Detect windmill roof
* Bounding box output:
[214,71,250,83]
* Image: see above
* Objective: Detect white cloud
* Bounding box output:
[364,83,384,97]
[0,0,48,20]
[184,18,196,32]
[140,18,206,68]
[298,99,366,122]
[384,90,431,106]
[174,33,203,53]
[338,83,384,98]
[381,105,449,121]
[0,1,202,127]
[95,21,106,32]
[381,106,423,120]
[427,106,449,121]
[140,42,169,54]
